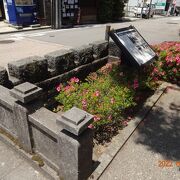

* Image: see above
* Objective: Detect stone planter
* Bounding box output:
[0,40,120,180]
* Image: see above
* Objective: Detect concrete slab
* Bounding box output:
[0,38,71,68]
[0,141,24,178]
[0,22,50,34]
[0,22,16,33]
[2,162,47,180]
[99,85,180,180]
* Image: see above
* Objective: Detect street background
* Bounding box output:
[0,16,179,67]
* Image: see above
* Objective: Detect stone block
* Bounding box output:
[8,56,48,83]
[109,41,121,58]
[72,45,94,66]
[13,103,32,152]
[0,66,9,86]
[58,128,93,180]
[10,82,42,104]
[0,85,16,110]
[8,76,22,86]
[31,124,59,168]
[45,49,76,74]
[0,105,18,137]
[91,40,108,59]
[56,107,94,136]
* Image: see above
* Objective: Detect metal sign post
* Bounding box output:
[52,0,62,29]
[147,0,153,19]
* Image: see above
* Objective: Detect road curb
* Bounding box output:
[89,82,171,180]
[0,26,51,35]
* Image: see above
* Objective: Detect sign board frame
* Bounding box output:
[109,25,158,67]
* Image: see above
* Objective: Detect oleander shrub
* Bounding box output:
[54,41,179,143]
[150,41,180,84]
[55,62,155,143]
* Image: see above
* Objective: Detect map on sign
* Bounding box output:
[109,26,157,67]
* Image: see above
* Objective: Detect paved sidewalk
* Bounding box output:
[0,22,15,33]
[0,21,50,34]
[100,85,180,180]
[0,140,48,180]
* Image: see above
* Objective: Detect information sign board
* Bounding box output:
[109,26,157,67]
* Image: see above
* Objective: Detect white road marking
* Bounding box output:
[6,37,24,41]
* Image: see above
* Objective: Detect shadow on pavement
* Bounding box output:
[135,89,180,161]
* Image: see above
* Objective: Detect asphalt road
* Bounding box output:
[0,16,179,67]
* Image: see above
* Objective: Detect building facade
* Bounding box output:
[0,0,100,26]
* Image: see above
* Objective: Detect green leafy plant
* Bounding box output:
[150,42,180,84]
[55,62,154,143]
[97,0,125,23]
[54,41,179,143]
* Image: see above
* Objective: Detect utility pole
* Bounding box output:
[147,0,153,19]
[52,0,62,29]
[140,0,144,18]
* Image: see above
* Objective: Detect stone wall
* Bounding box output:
[1,40,121,90]
[0,86,17,137]
[109,41,121,59]
[0,82,94,180]
[6,40,109,89]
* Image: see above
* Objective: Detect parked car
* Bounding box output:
[134,4,155,18]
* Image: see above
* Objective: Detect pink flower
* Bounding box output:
[83,89,89,95]
[70,77,79,83]
[110,98,115,104]
[168,62,173,67]
[122,120,128,126]
[94,91,100,97]
[82,99,87,105]
[153,77,159,81]
[127,116,132,121]
[56,85,61,92]
[153,67,158,73]
[159,62,163,66]
[166,56,173,64]
[161,71,165,76]
[173,68,177,73]
[64,85,71,91]
[94,115,101,122]
[82,99,87,110]
[88,124,94,129]
[133,79,139,90]
[176,56,180,65]
[108,115,112,120]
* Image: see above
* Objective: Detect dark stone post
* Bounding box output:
[10,82,42,152]
[0,66,9,87]
[105,25,111,42]
[56,107,94,180]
